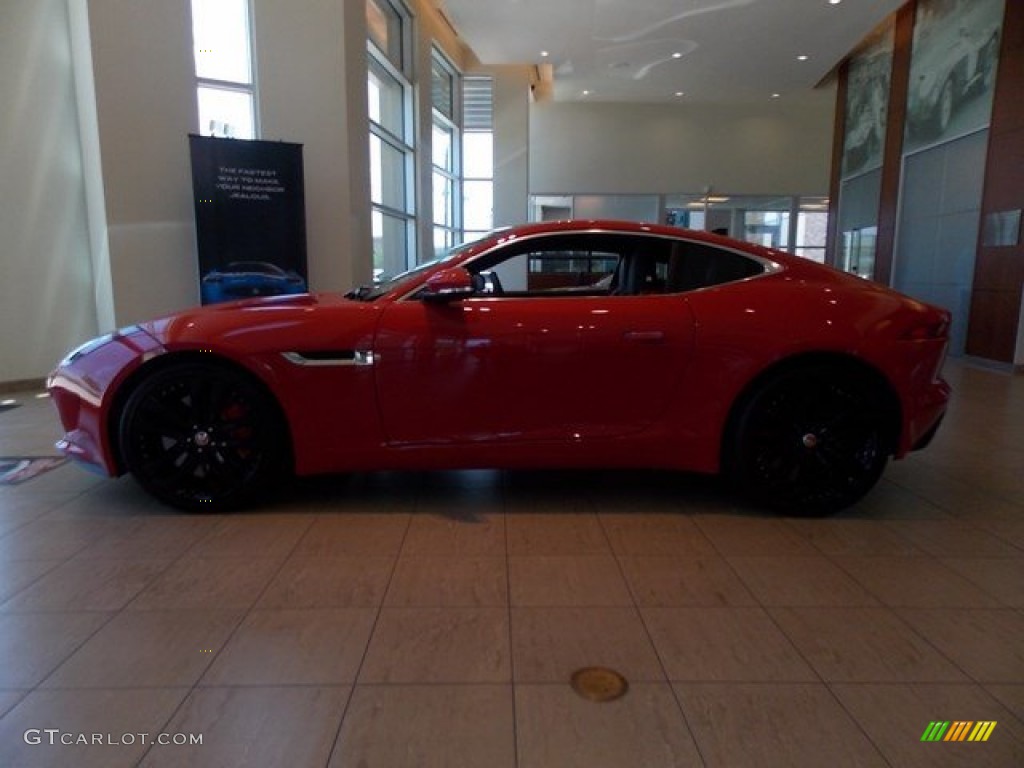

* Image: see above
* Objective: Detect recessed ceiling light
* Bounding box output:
[674,91,684,97]
[797,54,809,61]
[829,0,842,5]
[672,52,683,59]
[771,93,781,98]
[582,90,591,96]
[541,51,549,58]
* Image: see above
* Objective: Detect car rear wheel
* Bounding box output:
[119,362,285,511]
[729,365,889,516]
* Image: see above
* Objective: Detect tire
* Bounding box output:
[729,365,889,516]
[119,362,285,511]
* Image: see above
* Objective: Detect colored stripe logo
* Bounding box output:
[921,721,997,742]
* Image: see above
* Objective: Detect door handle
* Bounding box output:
[623,330,665,342]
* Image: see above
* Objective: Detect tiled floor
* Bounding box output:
[0,360,1022,767]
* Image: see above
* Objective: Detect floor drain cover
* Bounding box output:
[570,667,629,702]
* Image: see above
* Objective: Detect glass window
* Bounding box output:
[368,58,407,141]
[431,50,460,261]
[366,0,403,70]
[196,86,255,140]
[372,210,410,278]
[191,0,256,139]
[795,197,829,263]
[462,76,494,240]
[367,0,414,276]
[463,181,493,233]
[432,54,455,121]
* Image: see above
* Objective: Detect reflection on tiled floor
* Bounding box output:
[0,360,1022,766]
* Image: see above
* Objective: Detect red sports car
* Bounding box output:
[48,220,951,514]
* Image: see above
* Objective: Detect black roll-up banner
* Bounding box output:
[189,135,308,305]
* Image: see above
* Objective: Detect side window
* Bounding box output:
[666,241,765,293]
[463,233,765,298]
[469,235,627,297]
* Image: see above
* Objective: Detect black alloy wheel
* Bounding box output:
[731,366,889,516]
[119,362,284,511]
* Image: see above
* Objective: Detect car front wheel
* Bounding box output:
[729,366,889,515]
[119,361,285,511]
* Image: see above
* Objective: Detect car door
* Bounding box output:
[373,232,696,446]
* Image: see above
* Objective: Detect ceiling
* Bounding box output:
[438,0,905,104]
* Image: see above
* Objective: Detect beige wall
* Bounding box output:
[529,99,836,197]
[0,0,98,382]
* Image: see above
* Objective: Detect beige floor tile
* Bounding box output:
[675,682,888,767]
[835,556,1002,607]
[0,690,26,718]
[515,682,702,768]
[0,518,116,562]
[401,512,506,556]
[0,612,111,688]
[38,478,167,519]
[0,687,188,768]
[360,607,510,683]
[508,556,630,606]
[41,609,241,688]
[184,514,315,560]
[981,520,1024,551]
[727,555,878,607]
[986,684,1024,722]
[512,606,663,683]
[333,684,515,768]
[256,556,394,609]
[694,515,819,556]
[1,557,171,612]
[139,686,349,768]
[785,518,924,556]
[506,513,610,555]
[897,609,1024,683]
[72,517,218,559]
[940,557,1024,607]
[126,557,282,611]
[843,477,951,520]
[885,462,1020,521]
[2,463,105,500]
[291,514,411,557]
[598,513,717,556]
[770,606,969,683]
[285,469,420,513]
[201,608,375,685]
[0,559,61,604]
[0,501,51,537]
[832,683,1024,768]
[386,556,507,606]
[619,555,757,606]
[642,606,816,682]
[884,520,1024,558]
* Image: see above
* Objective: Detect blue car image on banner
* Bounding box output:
[190,135,308,305]
[200,261,307,304]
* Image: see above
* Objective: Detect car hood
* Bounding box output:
[140,293,383,357]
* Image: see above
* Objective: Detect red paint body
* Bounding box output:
[49,221,950,482]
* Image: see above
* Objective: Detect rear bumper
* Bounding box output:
[903,376,951,456]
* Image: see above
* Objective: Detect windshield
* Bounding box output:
[345,236,491,301]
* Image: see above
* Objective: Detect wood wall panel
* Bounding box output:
[874,2,917,285]
[966,0,1024,364]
